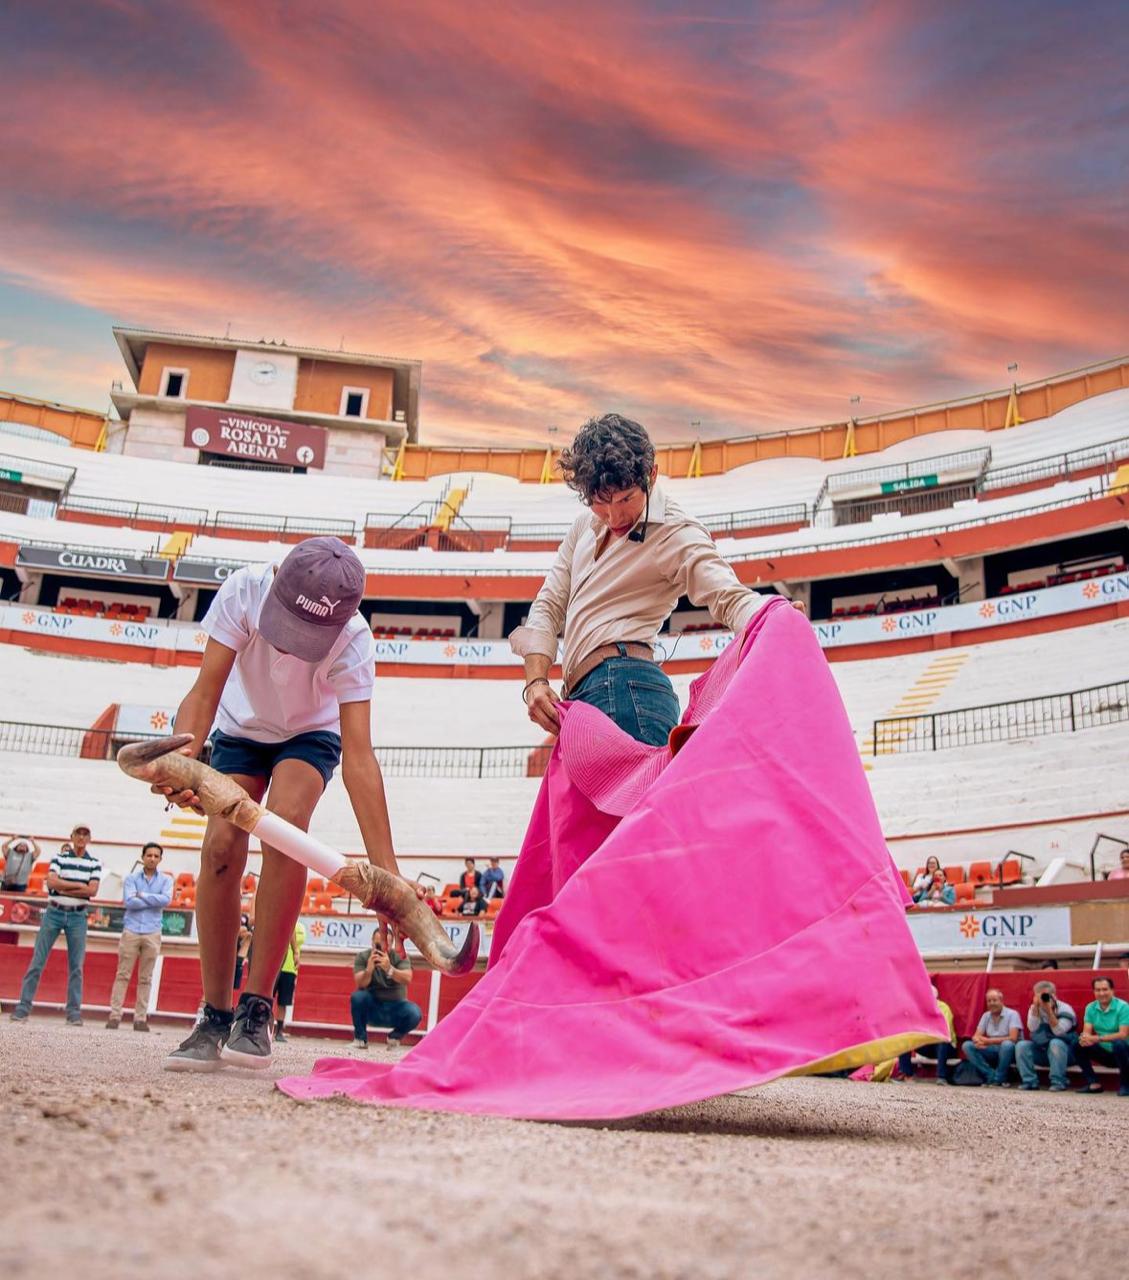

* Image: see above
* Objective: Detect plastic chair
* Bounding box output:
[967,860,994,887]
[943,865,966,885]
[307,877,326,893]
[998,858,1022,885]
[955,882,977,903]
[313,893,334,913]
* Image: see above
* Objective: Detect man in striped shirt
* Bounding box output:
[10,824,102,1026]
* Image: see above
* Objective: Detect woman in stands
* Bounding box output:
[912,856,942,898]
[153,536,409,1072]
[513,413,802,744]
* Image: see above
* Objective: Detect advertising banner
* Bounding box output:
[0,896,195,939]
[907,905,1071,956]
[15,544,169,580]
[298,913,487,959]
[172,559,241,585]
[2,571,1126,663]
[185,406,327,469]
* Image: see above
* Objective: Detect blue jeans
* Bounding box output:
[15,906,88,1020]
[569,652,680,746]
[1016,1038,1073,1088]
[898,1042,954,1082]
[961,1039,1017,1084]
[350,990,422,1042]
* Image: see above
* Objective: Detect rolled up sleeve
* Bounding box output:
[509,519,580,660]
[665,525,767,634]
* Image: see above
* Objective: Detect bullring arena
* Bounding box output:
[2,341,1128,1278]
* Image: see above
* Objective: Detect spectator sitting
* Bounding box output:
[421,885,443,917]
[2,834,41,892]
[450,857,481,900]
[1015,980,1078,1091]
[460,886,487,917]
[961,988,1023,1086]
[911,856,942,897]
[350,925,421,1049]
[1074,976,1129,1096]
[898,985,957,1084]
[481,857,506,900]
[915,870,955,907]
[1107,849,1129,881]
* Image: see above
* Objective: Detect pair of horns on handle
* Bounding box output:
[116,735,479,976]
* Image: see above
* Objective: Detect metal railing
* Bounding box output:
[211,510,355,538]
[815,445,992,513]
[0,449,77,497]
[0,720,553,778]
[697,503,809,534]
[820,481,980,528]
[872,678,1129,755]
[980,433,1129,493]
[61,495,210,528]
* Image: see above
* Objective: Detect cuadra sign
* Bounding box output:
[184,406,327,469]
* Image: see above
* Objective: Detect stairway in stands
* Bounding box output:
[860,649,972,758]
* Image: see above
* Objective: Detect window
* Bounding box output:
[161,368,188,398]
[340,386,368,417]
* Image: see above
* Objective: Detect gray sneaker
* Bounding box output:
[220,993,274,1070]
[164,1004,233,1073]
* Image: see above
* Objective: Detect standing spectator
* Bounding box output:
[912,856,942,897]
[2,834,41,892]
[1107,849,1129,881]
[9,824,102,1026]
[481,857,506,901]
[898,985,957,1083]
[1015,980,1077,1091]
[233,913,253,992]
[460,886,487,917]
[961,989,1023,1086]
[451,857,481,900]
[273,921,305,1043]
[1074,976,1129,1095]
[915,870,956,907]
[106,842,172,1031]
[350,925,421,1049]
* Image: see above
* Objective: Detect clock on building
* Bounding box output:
[250,360,278,385]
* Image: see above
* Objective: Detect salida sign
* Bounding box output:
[185,406,326,469]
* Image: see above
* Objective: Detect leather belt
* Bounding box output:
[48,901,88,912]
[565,642,654,698]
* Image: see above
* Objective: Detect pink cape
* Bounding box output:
[277,599,945,1119]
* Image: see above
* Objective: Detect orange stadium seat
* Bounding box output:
[955,882,977,903]
[175,871,196,889]
[943,865,966,885]
[999,858,1022,885]
[241,874,257,894]
[312,893,334,913]
[967,861,994,887]
[898,869,912,889]
[307,877,325,893]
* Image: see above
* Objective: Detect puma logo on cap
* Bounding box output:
[296,593,341,618]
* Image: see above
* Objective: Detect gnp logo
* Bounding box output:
[993,594,1037,618]
[884,611,939,634]
[814,623,843,643]
[373,640,410,658]
[959,912,1036,943]
[1090,572,1129,600]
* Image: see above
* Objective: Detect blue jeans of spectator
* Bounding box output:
[15,907,88,1020]
[898,1041,954,1082]
[1016,1038,1072,1088]
[350,990,422,1043]
[569,653,681,747]
[961,1039,1017,1084]
[1074,1039,1129,1090]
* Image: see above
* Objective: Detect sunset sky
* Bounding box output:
[0,1,1125,445]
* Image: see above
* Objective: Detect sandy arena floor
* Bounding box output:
[2,1016,1125,1279]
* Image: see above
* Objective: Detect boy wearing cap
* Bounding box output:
[159,536,397,1071]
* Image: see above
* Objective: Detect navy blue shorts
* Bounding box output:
[208,730,342,789]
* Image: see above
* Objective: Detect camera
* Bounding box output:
[1040,992,1053,1002]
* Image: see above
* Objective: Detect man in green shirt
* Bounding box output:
[351,926,421,1049]
[1075,976,1129,1095]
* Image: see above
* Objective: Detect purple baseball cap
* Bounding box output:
[257,536,365,662]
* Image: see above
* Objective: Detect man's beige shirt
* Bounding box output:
[509,485,767,687]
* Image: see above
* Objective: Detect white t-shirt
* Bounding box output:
[202,563,375,743]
